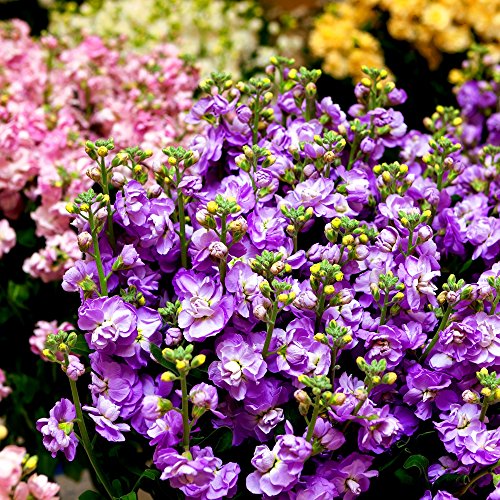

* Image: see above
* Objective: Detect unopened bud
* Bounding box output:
[191,354,206,368]
[77,231,93,252]
[161,371,176,382]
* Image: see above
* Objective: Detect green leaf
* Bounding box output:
[112,479,123,496]
[403,454,429,478]
[16,227,37,248]
[150,343,175,370]
[141,469,161,481]
[459,259,473,273]
[79,491,102,500]
[434,473,470,489]
[395,468,414,486]
[119,494,137,500]
[214,428,233,453]
[72,335,91,355]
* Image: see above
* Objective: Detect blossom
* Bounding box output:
[0,219,16,258]
[36,399,78,461]
[174,270,234,342]
[83,396,131,442]
[208,333,267,400]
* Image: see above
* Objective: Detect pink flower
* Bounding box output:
[0,219,16,258]
[0,445,25,495]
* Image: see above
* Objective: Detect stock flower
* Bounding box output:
[36,399,78,461]
[174,270,234,342]
[78,296,138,357]
[357,405,403,454]
[0,446,25,494]
[83,396,131,442]
[146,410,183,447]
[189,383,219,412]
[208,333,267,400]
[13,473,60,500]
[246,432,312,496]
[0,219,15,258]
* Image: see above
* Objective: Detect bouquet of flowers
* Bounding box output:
[30,49,500,499]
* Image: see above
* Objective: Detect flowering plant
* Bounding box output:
[31,50,500,499]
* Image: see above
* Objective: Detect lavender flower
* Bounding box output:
[83,396,131,442]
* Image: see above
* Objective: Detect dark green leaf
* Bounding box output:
[403,454,429,478]
[119,494,137,500]
[459,259,473,273]
[434,473,469,489]
[395,468,414,486]
[79,491,102,500]
[150,343,175,370]
[72,335,91,355]
[112,479,123,496]
[214,428,233,453]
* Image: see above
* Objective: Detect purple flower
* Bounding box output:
[36,399,78,461]
[403,364,457,420]
[146,410,183,447]
[208,333,267,400]
[246,433,312,496]
[357,405,403,454]
[247,205,288,251]
[364,326,405,369]
[435,404,485,456]
[115,180,149,227]
[83,396,130,442]
[461,429,500,466]
[78,296,137,357]
[316,452,378,500]
[66,355,85,381]
[308,417,346,452]
[189,383,219,412]
[225,261,264,319]
[174,270,234,342]
[467,313,500,364]
[398,256,440,311]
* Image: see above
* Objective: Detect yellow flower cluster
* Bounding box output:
[309,3,387,81]
[310,0,500,79]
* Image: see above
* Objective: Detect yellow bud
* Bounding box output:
[399,164,408,174]
[79,203,90,212]
[42,349,52,358]
[324,285,335,295]
[305,207,314,217]
[361,77,372,87]
[331,392,346,405]
[372,375,381,384]
[314,333,326,342]
[495,388,500,401]
[331,218,342,229]
[384,372,398,385]
[133,165,142,174]
[297,374,307,384]
[400,217,409,226]
[373,165,382,174]
[168,156,177,165]
[310,263,321,275]
[175,360,187,371]
[380,69,388,78]
[479,367,489,376]
[286,224,295,235]
[334,272,344,282]
[452,117,462,126]
[284,264,292,273]
[227,196,236,203]
[206,201,218,214]
[97,146,108,157]
[342,235,354,246]
[161,371,176,382]
[342,334,352,344]
[382,171,391,183]
[191,354,206,368]
[394,292,405,301]
[65,203,76,214]
[436,105,444,114]
[422,210,432,218]
[138,296,146,306]
[288,68,298,80]
[288,291,296,301]
[0,425,7,441]
[359,234,369,244]
[24,455,38,471]
[481,387,492,397]
[264,91,273,101]
[277,293,289,303]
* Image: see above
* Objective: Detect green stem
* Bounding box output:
[405,228,414,256]
[176,169,188,268]
[419,304,453,363]
[455,458,500,497]
[252,101,260,145]
[490,293,500,315]
[342,383,372,433]
[180,372,190,452]
[347,135,361,170]
[219,214,228,289]
[330,347,338,389]
[379,292,390,326]
[69,379,114,499]
[305,96,315,122]
[99,159,115,250]
[89,212,108,296]
[479,400,489,422]
[315,291,326,332]
[262,299,279,358]
[293,231,298,254]
[306,393,321,442]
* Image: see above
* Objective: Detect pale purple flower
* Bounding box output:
[208,333,266,400]
[66,355,85,381]
[174,270,234,342]
[83,396,131,442]
[36,399,78,461]
[357,405,403,454]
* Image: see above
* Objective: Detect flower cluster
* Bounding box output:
[310,0,500,79]
[0,19,198,281]
[34,55,500,499]
[45,0,304,78]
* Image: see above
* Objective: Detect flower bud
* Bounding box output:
[191,354,206,368]
[161,371,176,382]
[0,425,7,441]
[253,304,268,321]
[382,372,397,385]
[97,146,108,157]
[87,167,102,182]
[111,172,126,188]
[208,241,228,260]
[206,201,218,214]
[270,261,285,275]
[331,392,346,405]
[462,390,480,404]
[77,231,93,252]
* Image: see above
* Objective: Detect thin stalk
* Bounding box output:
[479,400,489,422]
[219,214,228,289]
[342,381,373,433]
[330,347,338,389]
[419,304,453,363]
[69,379,114,499]
[89,212,108,296]
[176,167,188,268]
[180,372,190,452]
[306,393,321,442]
[455,458,500,497]
[305,97,315,122]
[99,158,115,250]
[378,292,390,326]
[490,293,500,315]
[252,101,260,145]
[262,299,279,358]
[315,291,326,332]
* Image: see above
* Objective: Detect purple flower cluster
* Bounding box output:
[35,53,500,498]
